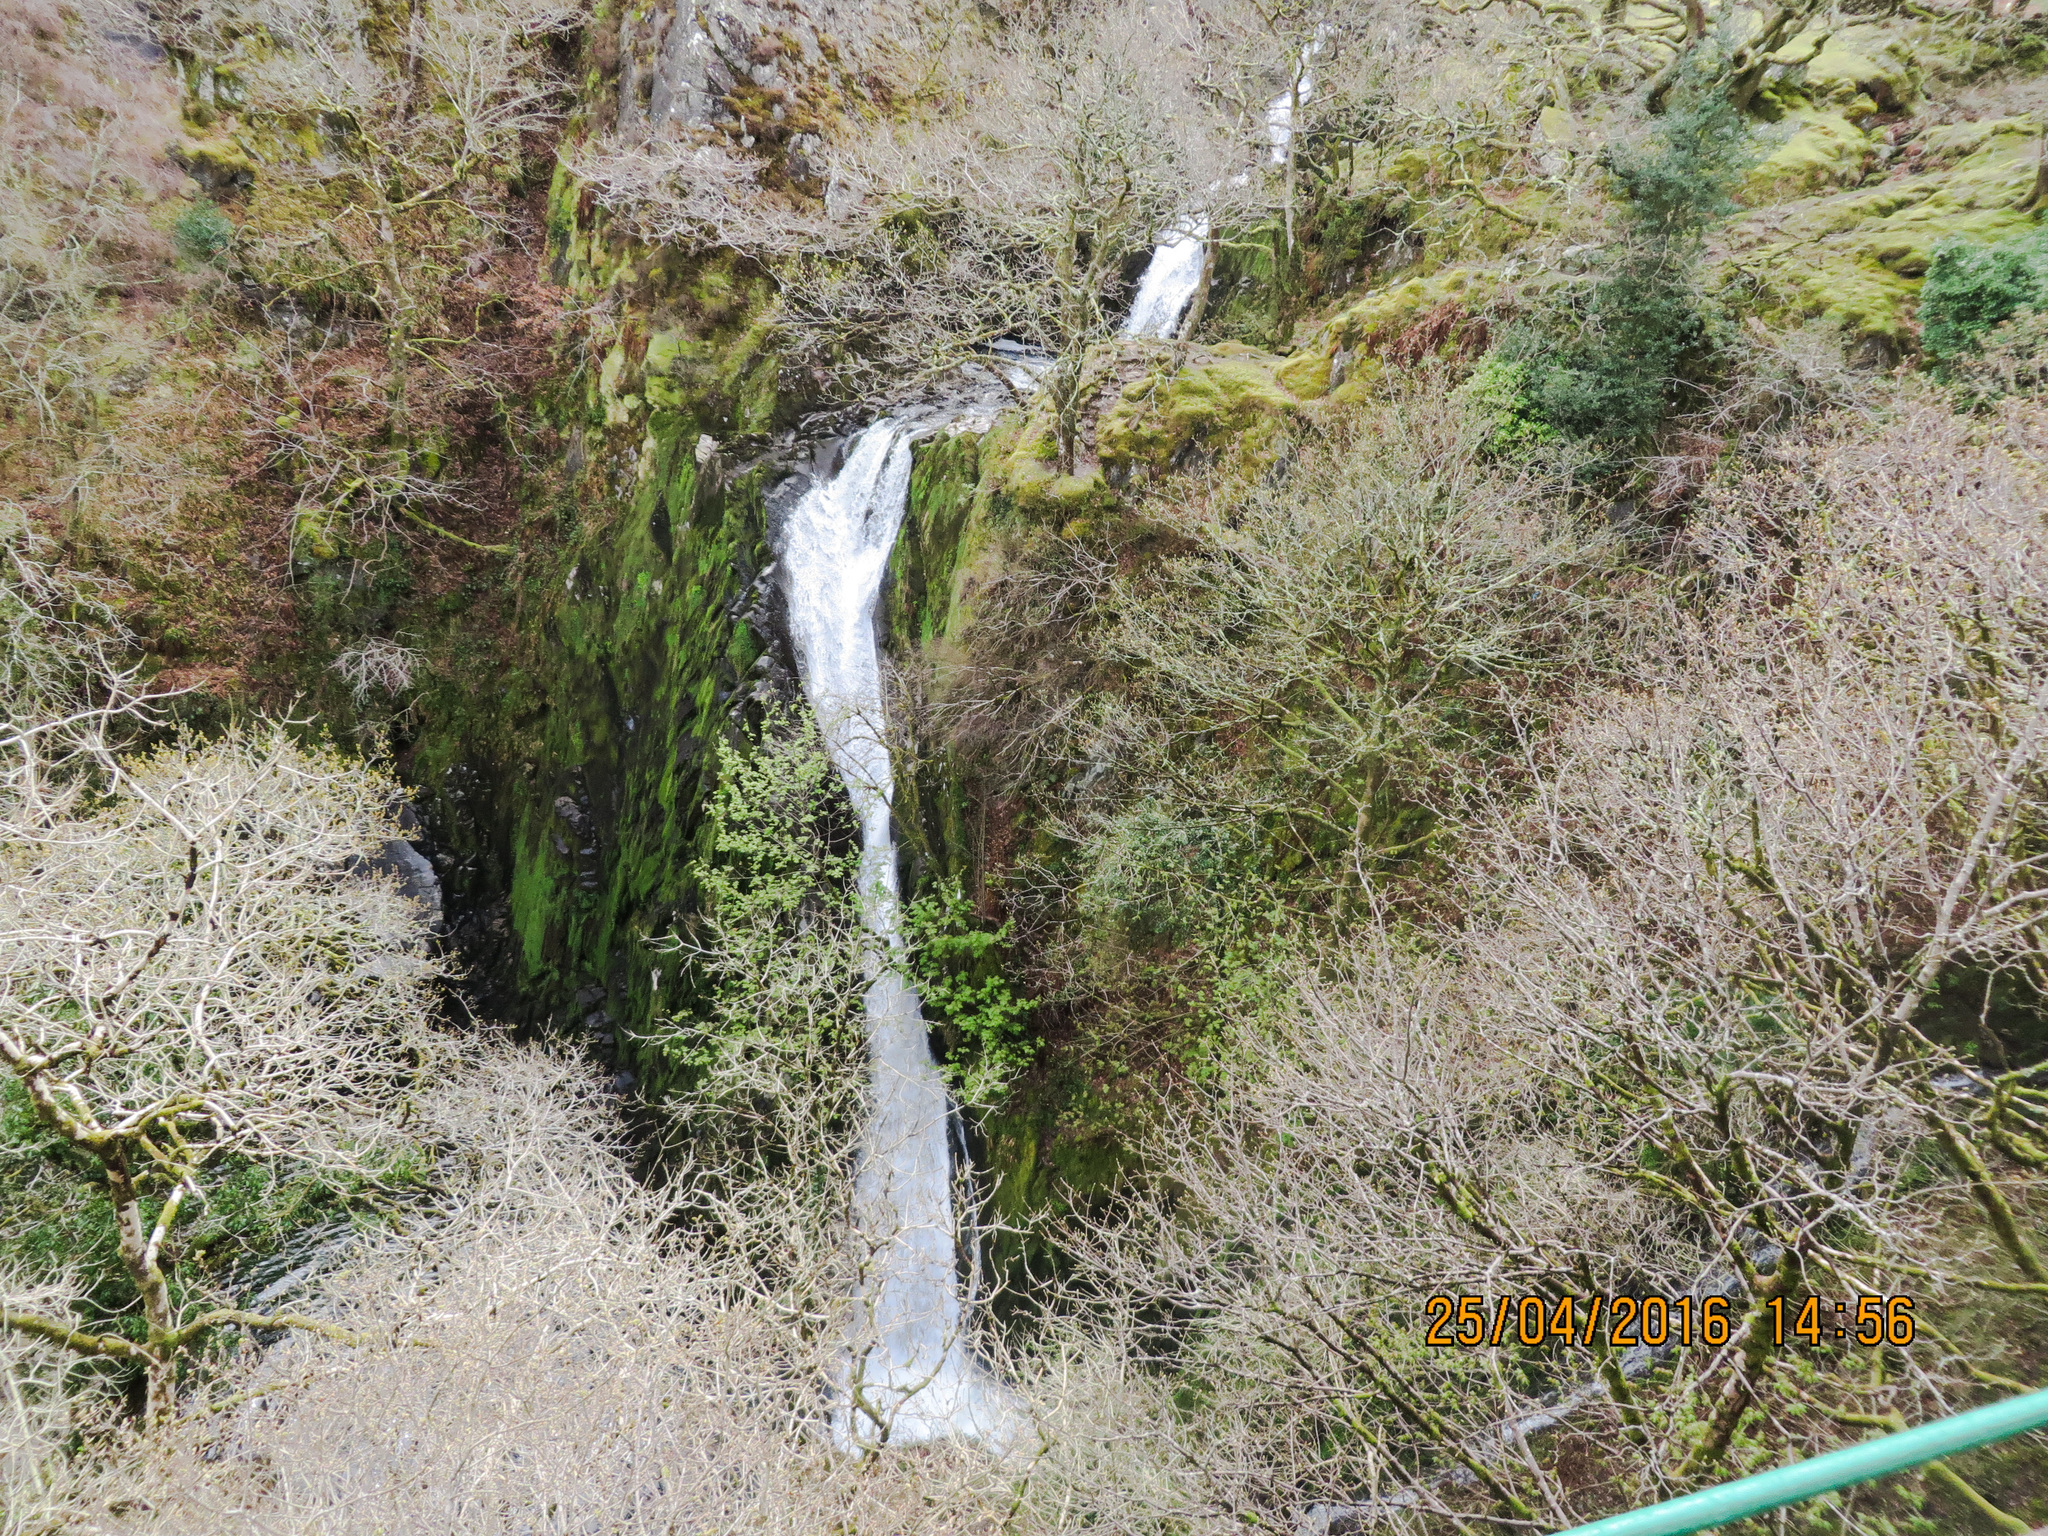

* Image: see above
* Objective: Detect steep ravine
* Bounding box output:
[395,205,791,1103]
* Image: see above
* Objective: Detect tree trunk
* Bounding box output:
[2020,130,2048,212]
[381,207,411,441]
[1283,74,1300,261]
[103,1147,177,1421]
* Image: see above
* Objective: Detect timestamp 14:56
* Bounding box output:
[1765,1295,1916,1347]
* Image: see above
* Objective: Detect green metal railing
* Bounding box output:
[1551,1387,2048,1535]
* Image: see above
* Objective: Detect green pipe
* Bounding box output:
[1549,1387,2048,1535]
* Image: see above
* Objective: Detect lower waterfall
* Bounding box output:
[776,417,1021,1452]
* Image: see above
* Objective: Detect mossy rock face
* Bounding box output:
[172,136,256,195]
[885,432,997,932]
[1720,119,2043,348]
[405,412,774,1100]
[891,430,989,651]
[874,433,1166,1280]
[1360,145,1550,263]
[1917,116,2044,176]
[394,175,792,1097]
[979,1074,1152,1283]
[1096,344,1302,480]
[1744,111,1875,201]
[1797,23,1922,120]
[1279,267,1497,399]
[999,455,1119,520]
[987,385,1123,519]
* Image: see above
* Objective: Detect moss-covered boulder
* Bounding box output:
[1097,343,1301,480]
[1719,117,2043,349]
[989,409,1120,522]
[1798,23,1922,120]
[983,341,1302,521]
[1745,111,1875,200]
[171,135,256,195]
[1276,266,1498,400]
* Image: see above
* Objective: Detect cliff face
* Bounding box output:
[399,220,789,1096]
[461,0,2048,1218]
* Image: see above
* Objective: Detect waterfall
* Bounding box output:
[1122,214,1209,340]
[1123,55,1314,340]
[1265,71,1311,163]
[776,417,1020,1452]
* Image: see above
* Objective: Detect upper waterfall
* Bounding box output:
[1123,57,1313,341]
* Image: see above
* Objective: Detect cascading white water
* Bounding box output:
[1122,214,1209,340]
[1265,71,1311,163]
[777,417,1020,1452]
[1122,59,1313,341]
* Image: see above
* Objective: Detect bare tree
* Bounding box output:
[1030,395,2048,1532]
[0,692,445,1420]
[163,0,578,557]
[829,1,1239,466]
[10,1044,1043,1535]
[330,636,423,704]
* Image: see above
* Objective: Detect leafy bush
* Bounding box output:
[1601,80,1752,245]
[172,199,234,262]
[904,879,1036,1104]
[1451,352,1560,454]
[1919,226,2048,362]
[661,709,866,1079]
[1514,252,1714,443]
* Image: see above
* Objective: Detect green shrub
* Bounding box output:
[1506,252,1713,445]
[173,199,235,262]
[1502,78,1755,449]
[903,878,1036,1104]
[1918,227,2048,362]
[1453,353,1561,454]
[1602,81,1753,245]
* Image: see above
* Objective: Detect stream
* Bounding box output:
[767,77,1323,1451]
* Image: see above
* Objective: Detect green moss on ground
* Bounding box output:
[1744,110,1875,200]
[1798,22,1925,121]
[1097,344,1301,479]
[1280,267,1498,399]
[1719,118,2044,348]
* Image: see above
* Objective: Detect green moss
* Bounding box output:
[1744,111,1874,201]
[392,189,790,1095]
[893,431,985,647]
[461,419,772,1094]
[292,502,342,561]
[1721,122,2044,346]
[1798,23,1922,120]
[981,1077,1151,1279]
[173,135,257,190]
[1096,345,1301,477]
[986,394,1118,517]
[1281,267,1497,400]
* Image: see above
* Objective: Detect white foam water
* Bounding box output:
[1124,54,1315,340]
[1266,71,1312,163]
[1122,214,1210,340]
[776,418,1020,1452]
